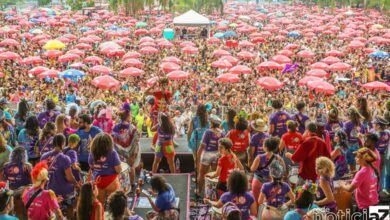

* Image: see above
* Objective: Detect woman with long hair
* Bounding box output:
[204,170,257,220]
[222,109,236,133]
[14,99,30,135]
[340,148,379,213]
[325,105,343,141]
[314,157,337,214]
[356,97,372,133]
[151,113,176,173]
[284,182,319,219]
[269,99,290,138]
[330,130,349,180]
[38,122,56,156]
[108,190,142,220]
[343,107,364,172]
[55,114,75,139]
[258,161,295,219]
[112,103,141,190]
[0,133,12,170]
[18,116,40,165]
[226,117,250,166]
[77,182,103,220]
[196,115,224,197]
[187,104,209,173]
[89,133,122,204]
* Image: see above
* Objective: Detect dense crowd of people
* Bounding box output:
[0,1,388,220]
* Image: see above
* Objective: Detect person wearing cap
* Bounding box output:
[343,107,365,172]
[22,161,63,220]
[249,119,270,166]
[196,114,224,197]
[294,101,309,135]
[268,99,291,138]
[258,160,295,219]
[0,189,18,220]
[37,98,60,129]
[286,122,331,182]
[279,120,303,166]
[251,137,286,204]
[313,157,337,214]
[0,110,16,148]
[339,147,379,213]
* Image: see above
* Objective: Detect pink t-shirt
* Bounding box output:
[22,187,60,220]
[352,166,379,209]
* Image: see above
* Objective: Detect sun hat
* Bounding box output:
[209,115,222,125]
[353,147,377,163]
[372,116,389,126]
[251,119,268,132]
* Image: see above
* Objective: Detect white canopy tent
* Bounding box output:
[173,10,210,26]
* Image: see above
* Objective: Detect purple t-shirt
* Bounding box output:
[64,147,81,182]
[325,121,343,140]
[294,112,309,134]
[316,176,337,210]
[343,121,364,145]
[269,111,290,137]
[220,192,255,220]
[250,132,270,157]
[3,162,32,189]
[41,151,73,197]
[88,150,121,178]
[37,110,60,129]
[201,129,224,151]
[39,136,54,156]
[112,122,137,148]
[375,130,390,154]
[261,182,291,207]
[156,125,174,145]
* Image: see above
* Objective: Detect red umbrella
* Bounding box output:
[207,38,220,44]
[67,49,85,57]
[238,40,255,48]
[213,49,230,57]
[182,46,198,54]
[220,56,239,65]
[215,74,240,83]
[134,29,149,36]
[0,52,21,61]
[306,69,329,78]
[284,43,300,50]
[91,75,120,90]
[297,50,315,58]
[69,62,86,69]
[75,43,93,50]
[361,81,390,91]
[256,61,283,70]
[162,56,181,64]
[21,56,43,65]
[180,41,195,48]
[298,76,323,86]
[328,62,352,72]
[0,39,19,47]
[119,67,144,77]
[158,41,174,49]
[140,46,158,54]
[310,62,329,70]
[123,51,141,60]
[79,37,95,44]
[272,55,291,64]
[139,41,156,48]
[277,50,294,57]
[43,50,63,58]
[160,62,180,73]
[226,40,238,48]
[307,81,335,94]
[89,65,112,75]
[58,53,80,62]
[167,71,190,80]
[212,60,233,69]
[230,65,252,74]
[348,40,365,49]
[139,37,154,44]
[84,56,103,65]
[251,37,266,44]
[28,66,49,75]
[256,77,284,90]
[325,50,344,57]
[38,69,59,78]
[101,48,126,58]
[237,51,255,60]
[321,56,341,65]
[147,76,158,86]
[122,58,143,67]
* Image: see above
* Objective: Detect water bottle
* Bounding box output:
[175,158,181,173]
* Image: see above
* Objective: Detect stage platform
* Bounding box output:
[140,138,195,173]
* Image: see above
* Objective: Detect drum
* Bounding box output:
[205,172,218,201]
[288,166,300,185]
[334,180,352,220]
[260,205,288,220]
[211,206,222,220]
[119,162,131,193]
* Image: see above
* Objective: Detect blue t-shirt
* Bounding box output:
[0,214,19,220]
[155,184,176,211]
[66,94,76,104]
[284,204,319,220]
[76,126,102,163]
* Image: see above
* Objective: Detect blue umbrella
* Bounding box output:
[220,20,229,25]
[224,31,236,37]
[80,27,91,32]
[109,25,119,31]
[214,33,225,38]
[369,51,389,59]
[60,69,86,78]
[210,21,217,25]
[288,31,300,37]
